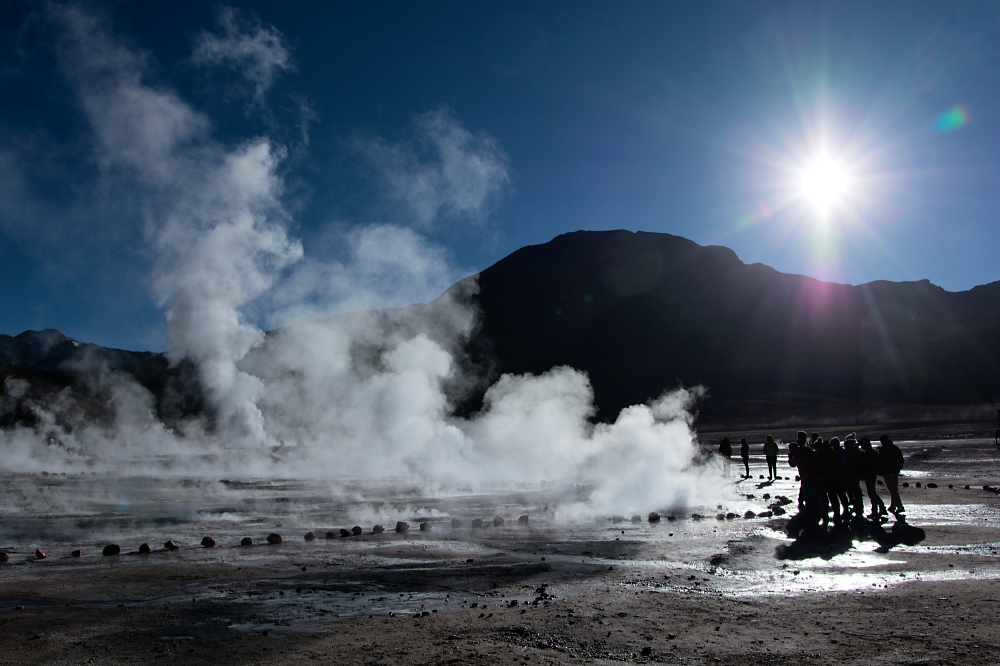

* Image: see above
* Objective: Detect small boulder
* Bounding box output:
[266,533,283,545]
[373,524,385,534]
[744,510,756,519]
[726,513,737,520]
[35,549,48,560]
[915,482,922,488]
[518,515,530,525]
[340,528,351,537]
[902,482,910,488]
[471,518,484,528]
[103,544,121,556]
[762,493,770,500]
[324,531,337,539]
[71,549,83,557]
[493,516,504,527]
[304,531,316,541]
[630,515,641,523]
[772,506,786,516]
[395,521,409,533]
[759,475,765,479]
[612,515,626,523]
[0,551,8,563]
[138,543,151,554]
[164,540,180,550]
[451,518,462,528]
[691,513,703,521]
[666,514,676,521]
[648,512,661,522]
[240,537,253,546]
[716,513,726,521]
[352,526,363,536]
[758,510,773,518]
[201,537,216,548]
[420,522,431,531]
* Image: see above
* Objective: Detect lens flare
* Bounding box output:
[934,105,971,133]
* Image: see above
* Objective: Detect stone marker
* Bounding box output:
[451,518,462,528]
[304,531,316,541]
[420,522,431,531]
[395,521,409,533]
[518,515,530,525]
[373,524,385,534]
[648,512,661,522]
[471,518,484,528]
[493,516,504,526]
[726,513,737,520]
[631,515,641,522]
[324,531,337,539]
[138,543,151,554]
[164,540,180,550]
[744,510,756,519]
[0,551,8,563]
[35,549,48,560]
[240,537,253,546]
[352,526,363,536]
[201,537,216,548]
[927,483,938,488]
[716,513,726,520]
[691,514,703,520]
[340,528,351,537]
[103,544,121,556]
[266,533,283,545]
[71,549,83,557]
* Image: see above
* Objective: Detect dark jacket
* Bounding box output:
[877,443,904,476]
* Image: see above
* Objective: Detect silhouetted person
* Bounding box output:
[740,438,750,478]
[764,435,779,480]
[789,431,821,525]
[719,437,732,477]
[816,437,842,527]
[858,437,886,519]
[844,434,864,518]
[878,434,905,515]
[827,437,851,525]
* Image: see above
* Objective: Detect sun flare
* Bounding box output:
[798,153,852,214]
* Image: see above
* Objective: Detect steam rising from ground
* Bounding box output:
[0,6,721,516]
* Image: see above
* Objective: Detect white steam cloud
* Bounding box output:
[0,7,721,517]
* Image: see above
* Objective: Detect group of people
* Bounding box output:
[719,432,906,527]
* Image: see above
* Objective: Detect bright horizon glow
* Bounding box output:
[797,153,852,215]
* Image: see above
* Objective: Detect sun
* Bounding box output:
[797,153,852,214]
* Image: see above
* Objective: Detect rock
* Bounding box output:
[493,516,504,526]
[518,515,530,525]
[103,544,121,556]
[0,551,9,563]
[965,485,970,489]
[666,515,676,521]
[758,510,773,518]
[641,646,652,657]
[201,537,216,548]
[762,493,770,500]
[138,543,151,554]
[420,522,431,531]
[373,524,385,534]
[726,513,737,520]
[903,482,910,488]
[304,531,315,541]
[266,533,283,545]
[164,540,180,550]
[795,475,800,481]
[716,513,726,520]
[35,549,48,560]
[927,482,937,488]
[240,537,253,546]
[746,494,755,499]
[340,528,351,537]
[612,515,626,523]
[395,521,410,533]
[759,475,765,479]
[325,531,337,539]
[691,513,703,520]
[648,512,661,522]
[471,518,484,528]
[71,549,83,557]
[630,515,641,522]
[915,482,921,488]
[744,511,756,519]
[772,506,786,516]
[451,518,462,528]
[352,526,363,536]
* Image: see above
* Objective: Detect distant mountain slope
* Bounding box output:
[2,230,998,428]
[461,230,1000,419]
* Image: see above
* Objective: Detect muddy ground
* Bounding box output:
[2,435,1000,664]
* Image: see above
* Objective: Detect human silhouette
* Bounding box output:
[843,434,864,518]
[719,437,732,476]
[740,438,750,478]
[858,437,886,520]
[878,435,905,515]
[764,435,779,480]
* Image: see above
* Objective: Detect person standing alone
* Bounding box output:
[764,435,779,481]
[740,438,751,478]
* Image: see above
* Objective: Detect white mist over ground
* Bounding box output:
[0,6,723,520]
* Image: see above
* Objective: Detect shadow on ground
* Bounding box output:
[773,513,925,560]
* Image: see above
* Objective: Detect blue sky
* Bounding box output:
[2,1,1000,351]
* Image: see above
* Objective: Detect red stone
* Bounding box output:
[266,533,282,545]
[102,544,121,556]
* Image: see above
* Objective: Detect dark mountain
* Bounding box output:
[2,230,998,429]
[459,230,1000,420]
[0,329,204,423]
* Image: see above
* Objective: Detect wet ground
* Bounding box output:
[2,437,1000,663]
